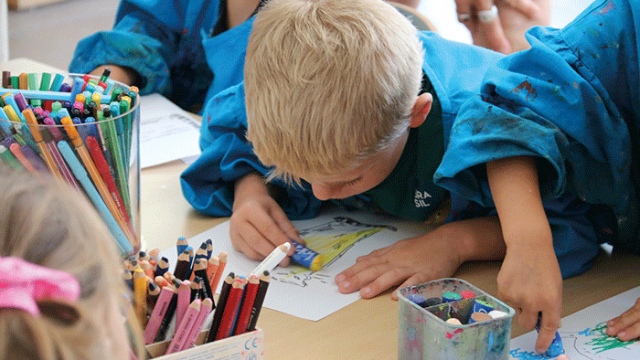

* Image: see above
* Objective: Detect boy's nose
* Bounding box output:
[311,183,334,200]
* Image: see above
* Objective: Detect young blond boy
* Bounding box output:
[182,0,640,351]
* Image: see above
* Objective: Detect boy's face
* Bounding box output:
[307,129,410,200]
[302,92,432,201]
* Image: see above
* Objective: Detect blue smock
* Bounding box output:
[181,31,601,278]
[68,0,253,114]
[435,0,640,255]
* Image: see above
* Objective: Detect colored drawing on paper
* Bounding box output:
[510,322,639,360]
[271,216,397,287]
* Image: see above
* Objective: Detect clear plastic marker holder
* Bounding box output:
[0,73,141,256]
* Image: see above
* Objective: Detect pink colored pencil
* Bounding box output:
[175,280,191,329]
[165,299,201,354]
[143,286,176,345]
[181,297,214,351]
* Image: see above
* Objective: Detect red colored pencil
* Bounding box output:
[232,274,260,336]
[215,277,245,340]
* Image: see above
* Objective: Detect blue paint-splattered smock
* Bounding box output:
[435,0,640,255]
[69,0,254,114]
[181,31,601,278]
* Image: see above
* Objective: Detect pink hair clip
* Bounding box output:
[0,257,80,316]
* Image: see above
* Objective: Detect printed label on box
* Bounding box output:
[146,328,264,360]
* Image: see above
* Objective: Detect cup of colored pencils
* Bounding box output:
[0,69,141,256]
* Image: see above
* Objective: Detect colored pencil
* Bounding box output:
[206,273,234,343]
[182,297,214,351]
[133,268,148,326]
[211,252,227,294]
[215,277,246,340]
[246,271,271,332]
[165,299,201,354]
[233,274,260,336]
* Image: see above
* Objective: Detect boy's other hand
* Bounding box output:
[334,232,463,299]
[606,297,640,341]
[497,240,563,354]
[230,173,299,266]
[335,217,506,300]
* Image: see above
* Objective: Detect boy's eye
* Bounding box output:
[344,177,361,186]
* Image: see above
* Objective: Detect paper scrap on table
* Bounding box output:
[139,93,201,168]
[159,208,435,321]
[510,286,640,359]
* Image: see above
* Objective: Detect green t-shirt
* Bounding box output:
[363,74,447,222]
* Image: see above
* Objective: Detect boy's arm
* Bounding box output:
[486,155,563,354]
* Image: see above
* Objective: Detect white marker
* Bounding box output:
[249,242,291,276]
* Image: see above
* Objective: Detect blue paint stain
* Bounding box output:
[488,331,494,350]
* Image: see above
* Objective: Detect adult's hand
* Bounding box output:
[455,0,551,53]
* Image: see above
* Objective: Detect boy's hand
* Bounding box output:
[606,297,640,341]
[334,232,463,299]
[230,173,299,265]
[498,239,563,354]
[335,217,506,299]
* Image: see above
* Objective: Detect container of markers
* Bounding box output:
[0,71,141,256]
[397,278,515,360]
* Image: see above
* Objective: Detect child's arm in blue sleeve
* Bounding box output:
[69,0,195,95]
[180,83,323,219]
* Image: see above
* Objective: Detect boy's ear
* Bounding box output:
[409,93,433,128]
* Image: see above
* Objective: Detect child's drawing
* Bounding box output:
[510,323,639,359]
[510,286,640,360]
[163,209,434,321]
[272,216,397,287]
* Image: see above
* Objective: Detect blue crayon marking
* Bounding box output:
[536,315,564,357]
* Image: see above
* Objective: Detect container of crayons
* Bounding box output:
[133,238,268,359]
[397,278,515,360]
[0,70,141,256]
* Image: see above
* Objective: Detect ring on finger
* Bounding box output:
[457,13,471,22]
[477,5,499,23]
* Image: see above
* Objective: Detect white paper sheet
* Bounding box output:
[510,286,640,359]
[139,93,201,168]
[158,208,434,321]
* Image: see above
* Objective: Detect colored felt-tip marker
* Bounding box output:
[57,140,133,255]
[0,88,113,104]
[249,242,291,277]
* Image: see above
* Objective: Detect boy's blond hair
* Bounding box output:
[0,167,143,360]
[245,0,424,184]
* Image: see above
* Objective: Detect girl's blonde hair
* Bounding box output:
[245,0,424,184]
[0,167,143,360]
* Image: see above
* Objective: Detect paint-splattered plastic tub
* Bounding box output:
[398,278,515,360]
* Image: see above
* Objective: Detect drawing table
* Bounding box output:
[2,57,639,359]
